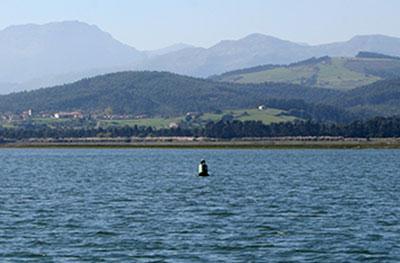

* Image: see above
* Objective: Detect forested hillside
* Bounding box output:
[0,71,339,116]
[1,71,400,123]
[334,79,400,117]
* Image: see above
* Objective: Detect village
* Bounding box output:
[0,105,285,130]
[0,109,216,131]
[0,109,151,122]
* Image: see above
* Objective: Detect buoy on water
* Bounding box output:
[198,159,209,176]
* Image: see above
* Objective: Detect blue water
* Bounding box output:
[0,149,399,262]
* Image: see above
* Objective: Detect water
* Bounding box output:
[0,149,399,262]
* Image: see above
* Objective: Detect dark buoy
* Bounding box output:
[198,159,209,176]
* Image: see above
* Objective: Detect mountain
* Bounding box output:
[0,21,145,91]
[1,20,400,94]
[211,53,400,90]
[142,34,400,77]
[0,71,340,116]
[140,34,313,77]
[314,35,400,58]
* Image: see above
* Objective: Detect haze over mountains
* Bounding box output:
[1,20,400,94]
[146,34,400,77]
[0,21,144,91]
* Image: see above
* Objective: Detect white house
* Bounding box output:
[54,111,83,119]
[258,105,266,110]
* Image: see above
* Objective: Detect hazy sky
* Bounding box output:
[0,0,399,50]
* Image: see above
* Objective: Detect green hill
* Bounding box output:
[2,70,400,125]
[334,79,400,117]
[212,54,400,90]
[0,71,339,116]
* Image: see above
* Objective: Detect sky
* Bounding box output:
[0,0,399,50]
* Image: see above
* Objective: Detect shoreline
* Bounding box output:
[1,137,400,149]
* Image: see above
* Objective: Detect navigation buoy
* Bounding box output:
[198,159,209,176]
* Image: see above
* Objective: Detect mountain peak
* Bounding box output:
[242,33,279,41]
[0,20,145,86]
[2,20,95,32]
[211,33,297,51]
[349,34,400,42]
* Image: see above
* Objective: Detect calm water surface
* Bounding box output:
[0,149,399,262]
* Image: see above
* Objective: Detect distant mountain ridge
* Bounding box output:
[1,21,400,93]
[140,34,400,77]
[356,51,400,60]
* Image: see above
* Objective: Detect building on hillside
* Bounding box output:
[135,114,148,119]
[54,111,83,119]
[1,114,9,121]
[169,122,179,129]
[186,112,200,117]
[40,113,52,118]
[21,109,33,120]
[2,113,21,121]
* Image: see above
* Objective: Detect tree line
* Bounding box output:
[2,116,400,140]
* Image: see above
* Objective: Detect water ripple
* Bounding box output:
[0,149,399,262]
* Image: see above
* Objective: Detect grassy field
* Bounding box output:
[0,123,14,128]
[236,66,315,84]
[1,118,66,128]
[99,108,296,129]
[31,117,72,124]
[201,108,296,124]
[0,108,296,130]
[316,58,379,89]
[99,117,183,129]
[218,57,381,90]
